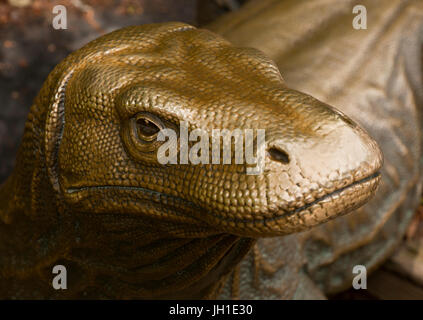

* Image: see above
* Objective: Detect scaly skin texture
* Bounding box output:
[0,22,382,299]
[210,0,423,298]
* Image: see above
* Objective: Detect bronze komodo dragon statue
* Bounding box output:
[0,0,422,299]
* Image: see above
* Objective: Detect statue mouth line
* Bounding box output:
[204,171,381,225]
[277,171,381,219]
[65,171,380,225]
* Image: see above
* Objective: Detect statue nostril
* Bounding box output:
[267,147,290,164]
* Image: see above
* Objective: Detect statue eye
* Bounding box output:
[137,118,160,137]
[133,114,163,142]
